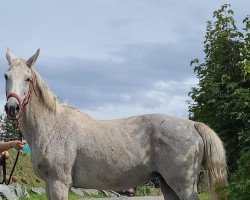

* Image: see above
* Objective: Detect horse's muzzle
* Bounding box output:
[5,102,20,119]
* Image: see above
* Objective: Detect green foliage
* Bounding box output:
[199,192,209,200]
[0,114,19,141]
[189,4,250,199]
[135,186,151,196]
[226,151,250,200]
[189,4,250,171]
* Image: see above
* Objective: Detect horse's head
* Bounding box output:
[4,48,40,119]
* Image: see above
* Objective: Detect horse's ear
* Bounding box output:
[6,48,16,65]
[26,49,40,68]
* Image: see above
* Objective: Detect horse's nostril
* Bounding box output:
[16,104,20,112]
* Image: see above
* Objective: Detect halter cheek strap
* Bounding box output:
[6,80,39,110]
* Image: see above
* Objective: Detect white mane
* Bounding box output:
[32,69,58,112]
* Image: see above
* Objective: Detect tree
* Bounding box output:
[0,114,19,141]
[189,4,249,171]
[188,4,250,198]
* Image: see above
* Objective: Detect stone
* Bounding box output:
[31,187,46,195]
[0,184,19,200]
[71,187,84,196]
[81,189,100,196]
[86,189,100,195]
[14,183,29,197]
[81,189,91,196]
[107,190,122,197]
[100,190,109,197]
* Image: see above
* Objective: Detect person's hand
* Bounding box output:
[9,140,26,151]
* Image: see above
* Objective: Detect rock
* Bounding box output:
[31,187,46,195]
[87,189,100,195]
[81,189,100,196]
[14,183,29,198]
[0,184,19,200]
[108,190,122,197]
[71,187,84,196]
[81,189,91,196]
[100,190,109,197]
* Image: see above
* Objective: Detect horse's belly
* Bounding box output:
[72,159,153,190]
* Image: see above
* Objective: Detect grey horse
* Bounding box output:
[4,49,227,200]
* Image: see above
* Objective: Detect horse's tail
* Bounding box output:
[194,122,227,200]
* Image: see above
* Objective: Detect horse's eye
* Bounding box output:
[4,74,8,80]
[26,78,31,82]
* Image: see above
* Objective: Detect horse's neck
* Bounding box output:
[20,91,56,146]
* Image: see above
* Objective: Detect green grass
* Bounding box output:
[199,192,209,200]
[5,149,44,188]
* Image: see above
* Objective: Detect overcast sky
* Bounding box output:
[0,1,249,119]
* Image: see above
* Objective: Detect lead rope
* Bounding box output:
[0,119,22,185]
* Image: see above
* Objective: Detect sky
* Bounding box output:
[0,0,249,119]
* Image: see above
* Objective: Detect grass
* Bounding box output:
[4,149,45,188]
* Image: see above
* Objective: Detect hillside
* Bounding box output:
[3,149,44,188]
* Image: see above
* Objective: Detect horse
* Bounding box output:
[4,49,227,200]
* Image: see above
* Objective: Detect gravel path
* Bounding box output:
[80,196,164,200]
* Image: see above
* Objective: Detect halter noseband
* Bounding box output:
[6,80,39,111]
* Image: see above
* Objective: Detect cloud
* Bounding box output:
[0,41,199,119]
[0,0,249,119]
[9,42,197,120]
[29,42,196,107]
[83,77,198,119]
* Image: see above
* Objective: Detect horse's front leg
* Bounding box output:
[45,180,70,200]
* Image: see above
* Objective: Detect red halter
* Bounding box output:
[6,80,39,110]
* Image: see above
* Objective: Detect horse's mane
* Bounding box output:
[32,69,59,112]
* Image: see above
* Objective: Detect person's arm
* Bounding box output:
[0,140,26,153]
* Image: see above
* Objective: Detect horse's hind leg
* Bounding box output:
[178,184,200,200]
[159,176,199,200]
[158,174,179,200]
[158,163,201,200]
